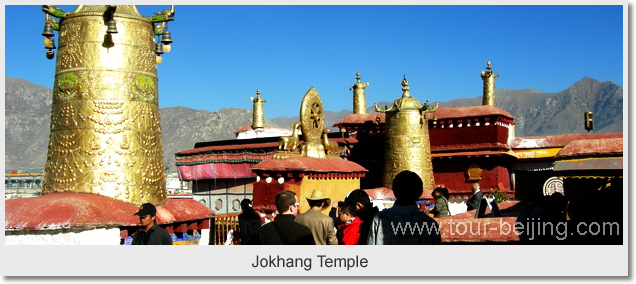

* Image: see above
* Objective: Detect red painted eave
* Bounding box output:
[251,157,367,173]
[5,193,213,231]
[176,142,280,155]
[556,138,623,158]
[334,106,514,127]
[512,132,623,149]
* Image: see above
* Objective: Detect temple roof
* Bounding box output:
[556,137,623,158]
[251,157,367,173]
[234,125,294,134]
[5,193,213,231]
[511,132,623,149]
[334,105,515,127]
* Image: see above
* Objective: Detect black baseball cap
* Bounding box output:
[134,203,156,217]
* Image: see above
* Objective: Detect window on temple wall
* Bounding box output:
[232,199,241,211]
[543,177,564,196]
[215,198,223,211]
[467,164,483,181]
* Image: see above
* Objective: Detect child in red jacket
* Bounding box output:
[337,202,363,245]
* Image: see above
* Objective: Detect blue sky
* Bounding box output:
[5,5,624,118]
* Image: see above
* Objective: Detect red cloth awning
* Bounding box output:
[178,162,258,180]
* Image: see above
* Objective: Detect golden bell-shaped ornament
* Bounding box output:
[42,23,54,37]
[155,42,164,55]
[160,30,173,45]
[106,20,118,34]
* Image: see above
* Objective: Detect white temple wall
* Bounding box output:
[5,227,121,245]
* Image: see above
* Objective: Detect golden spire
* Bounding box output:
[251,89,267,130]
[480,61,500,106]
[349,72,369,114]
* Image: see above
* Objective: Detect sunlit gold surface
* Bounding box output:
[299,87,326,159]
[251,89,266,130]
[349,72,369,114]
[42,6,166,206]
[480,61,500,106]
[377,78,435,189]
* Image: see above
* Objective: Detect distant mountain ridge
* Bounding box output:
[5,76,623,171]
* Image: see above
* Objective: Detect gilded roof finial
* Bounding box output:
[401,75,410,97]
[481,61,500,106]
[251,89,266,130]
[350,72,370,114]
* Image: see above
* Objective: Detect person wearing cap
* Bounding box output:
[295,189,338,245]
[259,190,315,245]
[132,203,173,245]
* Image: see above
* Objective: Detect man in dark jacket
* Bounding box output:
[466,183,484,211]
[132,203,172,245]
[259,190,315,245]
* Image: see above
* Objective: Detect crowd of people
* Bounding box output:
[233,170,443,246]
[129,170,498,245]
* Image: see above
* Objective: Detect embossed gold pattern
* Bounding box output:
[42,5,166,206]
[376,77,436,189]
[299,87,326,159]
[480,61,500,107]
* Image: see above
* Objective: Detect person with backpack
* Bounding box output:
[431,186,451,217]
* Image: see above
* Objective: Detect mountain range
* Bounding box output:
[5,76,623,172]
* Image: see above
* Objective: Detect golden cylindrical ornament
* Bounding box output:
[251,90,266,130]
[350,72,369,114]
[42,6,166,206]
[481,61,500,107]
[378,78,435,189]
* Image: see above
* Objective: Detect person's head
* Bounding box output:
[344,189,372,211]
[472,183,480,193]
[392,170,423,203]
[432,187,444,198]
[337,201,355,223]
[240,198,254,213]
[305,189,331,210]
[433,187,450,199]
[275,190,299,215]
[134,203,157,229]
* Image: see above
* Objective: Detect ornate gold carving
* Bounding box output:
[298,87,326,159]
[379,77,435,189]
[349,72,369,114]
[467,164,483,181]
[278,122,301,151]
[480,61,500,107]
[42,6,165,206]
[322,129,339,155]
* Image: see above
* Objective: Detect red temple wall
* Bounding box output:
[429,124,509,149]
[432,157,511,197]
